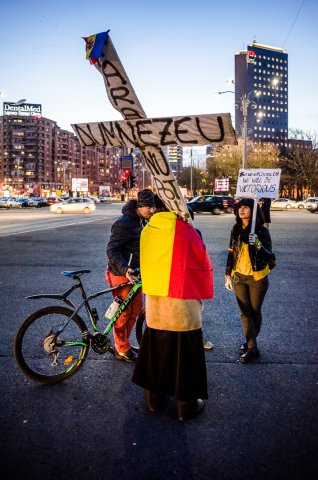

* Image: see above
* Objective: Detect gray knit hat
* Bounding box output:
[137,189,155,207]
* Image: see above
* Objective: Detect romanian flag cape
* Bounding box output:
[141,212,213,299]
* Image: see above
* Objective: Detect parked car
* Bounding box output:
[50,197,96,214]
[30,198,48,207]
[0,197,9,208]
[16,198,35,208]
[186,195,224,215]
[45,197,62,206]
[89,196,100,204]
[305,198,318,214]
[271,198,297,209]
[296,197,318,209]
[0,197,21,209]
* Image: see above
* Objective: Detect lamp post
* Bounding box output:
[215,87,259,169]
[190,147,193,197]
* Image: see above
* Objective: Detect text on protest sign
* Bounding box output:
[72,113,235,149]
[236,168,281,199]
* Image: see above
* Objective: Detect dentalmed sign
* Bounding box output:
[3,102,42,117]
[236,168,281,199]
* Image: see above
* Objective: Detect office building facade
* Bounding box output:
[0,104,129,195]
[235,42,288,144]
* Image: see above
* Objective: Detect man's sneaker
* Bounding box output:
[239,348,260,363]
[203,341,214,350]
[114,348,137,363]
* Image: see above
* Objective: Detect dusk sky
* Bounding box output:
[1,0,317,147]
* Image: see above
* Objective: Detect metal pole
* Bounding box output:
[190,147,193,196]
[242,94,248,169]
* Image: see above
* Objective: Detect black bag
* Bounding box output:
[268,253,276,270]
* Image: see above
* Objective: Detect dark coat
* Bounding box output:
[225,225,274,276]
[107,200,145,276]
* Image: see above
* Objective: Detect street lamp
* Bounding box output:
[215,87,259,169]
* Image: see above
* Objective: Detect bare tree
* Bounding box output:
[279,130,318,197]
[206,140,279,194]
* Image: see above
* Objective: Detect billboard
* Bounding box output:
[99,185,110,196]
[3,102,42,117]
[215,178,229,191]
[72,178,88,192]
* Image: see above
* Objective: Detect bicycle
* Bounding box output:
[14,269,146,384]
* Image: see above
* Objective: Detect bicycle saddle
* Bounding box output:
[62,269,91,277]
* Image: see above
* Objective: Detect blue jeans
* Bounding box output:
[233,273,269,349]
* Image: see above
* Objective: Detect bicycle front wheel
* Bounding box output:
[14,306,89,384]
[135,309,146,345]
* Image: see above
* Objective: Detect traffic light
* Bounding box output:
[129,174,136,188]
[121,180,127,189]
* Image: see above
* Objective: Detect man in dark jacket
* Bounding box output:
[106,189,155,362]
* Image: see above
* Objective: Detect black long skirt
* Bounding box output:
[132,327,208,400]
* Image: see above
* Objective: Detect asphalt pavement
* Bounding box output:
[0,206,317,480]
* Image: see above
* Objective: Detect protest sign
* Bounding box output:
[73,32,237,219]
[236,168,281,199]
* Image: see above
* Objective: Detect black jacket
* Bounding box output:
[225,225,274,276]
[107,200,145,276]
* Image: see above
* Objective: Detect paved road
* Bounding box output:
[0,206,317,480]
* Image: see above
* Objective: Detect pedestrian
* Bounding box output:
[106,189,155,362]
[258,197,271,227]
[132,199,213,421]
[225,197,275,363]
[187,204,214,351]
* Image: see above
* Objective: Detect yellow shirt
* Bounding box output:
[232,243,269,280]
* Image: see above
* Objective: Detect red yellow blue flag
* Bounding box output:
[83,31,109,64]
[141,212,213,299]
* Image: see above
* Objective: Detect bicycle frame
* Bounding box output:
[27,273,143,348]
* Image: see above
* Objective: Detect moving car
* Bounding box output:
[296,197,318,209]
[217,196,238,214]
[271,198,297,209]
[305,198,318,214]
[50,197,96,214]
[186,195,224,215]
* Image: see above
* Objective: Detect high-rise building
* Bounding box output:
[161,145,183,180]
[235,41,288,145]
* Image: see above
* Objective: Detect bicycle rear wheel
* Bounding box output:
[135,309,146,345]
[14,306,89,384]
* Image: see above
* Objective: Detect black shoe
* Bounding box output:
[240,342,248,354]
[144,389,165,413]
[178,399,205,422]
[130,345,139,354]
[114,348,137,363]
[239,348,260,363]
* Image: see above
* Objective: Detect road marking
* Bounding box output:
[0,216,117,237]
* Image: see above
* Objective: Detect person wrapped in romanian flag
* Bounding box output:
[132,196,213,421]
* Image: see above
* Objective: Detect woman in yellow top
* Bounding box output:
[225,198,276,363]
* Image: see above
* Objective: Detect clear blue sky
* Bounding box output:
[1,0,317,139]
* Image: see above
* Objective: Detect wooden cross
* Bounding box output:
[72,33,237,219]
